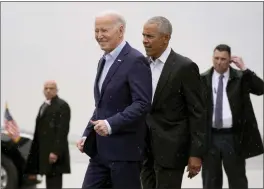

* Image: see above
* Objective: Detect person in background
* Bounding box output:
[201,44,264,189]
[140,16,207,189]
[24,80,71,189]
[76,11,152,189]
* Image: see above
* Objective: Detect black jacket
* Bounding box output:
[146,50,207,168]
[24,96,71,175]
[201,67,264,159]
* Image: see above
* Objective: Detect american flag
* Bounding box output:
[4,103,20,143]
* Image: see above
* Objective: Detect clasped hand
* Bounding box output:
[90,120,109,136]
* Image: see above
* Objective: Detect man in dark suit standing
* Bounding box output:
[140,16,207,189]
[24,80,71,189]
[201,44,264,189]
[76,11,152,189]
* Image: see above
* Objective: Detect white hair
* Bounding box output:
[96,10,126,30]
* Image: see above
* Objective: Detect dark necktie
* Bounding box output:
[214,74,224,129]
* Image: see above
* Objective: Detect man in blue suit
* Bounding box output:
[77,11,152,189]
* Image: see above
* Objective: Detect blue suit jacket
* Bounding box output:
[83,42,152,161]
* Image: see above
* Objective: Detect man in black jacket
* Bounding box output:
[140,16,207,189]
[201,44,264,189]
[25,80,71,189]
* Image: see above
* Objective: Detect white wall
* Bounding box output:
[1,2,263,138]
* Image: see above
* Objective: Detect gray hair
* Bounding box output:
[96,10,126,31]
[146,16,172,35]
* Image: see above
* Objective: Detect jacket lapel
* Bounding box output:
[38,102,51,119]
[100,43,130,99]
[204,67,214,118]
[94,57,105,103]
[226,66,240,105]
[152,50,176,107]
[36,96,58,123]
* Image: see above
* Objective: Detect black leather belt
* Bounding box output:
[212,128,233,134]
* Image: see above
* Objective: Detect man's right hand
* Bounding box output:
[76,137,86,153]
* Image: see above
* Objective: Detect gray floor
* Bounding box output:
[36,145,264,188]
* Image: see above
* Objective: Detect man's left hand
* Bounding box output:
[49,152,58,164]
[187,157,202,179]
[91,120,109,136]
[231,56,247,71]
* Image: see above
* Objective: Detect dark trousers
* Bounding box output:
[82,155,142,189]
[140,151,156,189]
[46,173,62,189]
[140,150,185,189]
[141,158,185,189]
[141,127,185,189]
[202,131,248,189]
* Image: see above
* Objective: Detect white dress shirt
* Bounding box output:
[149,46,171,101]
[45,100,51,105]
[212,69,233,128]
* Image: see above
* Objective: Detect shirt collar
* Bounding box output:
[149,46,171,64]
[44,100,51,105]
[213,68,230,79]
[104,40,126,61]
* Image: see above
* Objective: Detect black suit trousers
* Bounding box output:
[202,132,248,189]
[141,128,185,189]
